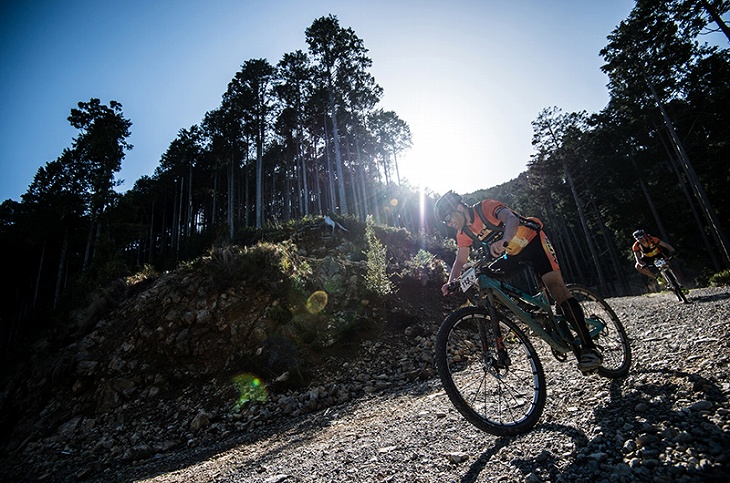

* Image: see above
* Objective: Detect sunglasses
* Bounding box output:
[443,211,456,224]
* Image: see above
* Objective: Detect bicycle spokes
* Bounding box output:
[435,307,547,435]
[478,320,512,376]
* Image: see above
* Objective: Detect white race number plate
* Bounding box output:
[460,267,477,292]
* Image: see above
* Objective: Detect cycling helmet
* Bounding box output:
[633,229,646,239]
[434,190,462,223]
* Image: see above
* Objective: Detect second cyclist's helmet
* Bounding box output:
[434,190,462,223]
[633,229,646,239]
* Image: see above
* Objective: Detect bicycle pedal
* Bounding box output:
[579,367,598,376]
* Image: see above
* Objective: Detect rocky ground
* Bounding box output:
[1,285,729,483]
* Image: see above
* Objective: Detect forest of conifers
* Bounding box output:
[1,1,729,355]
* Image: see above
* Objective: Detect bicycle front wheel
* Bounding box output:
[435,306,546,435]
[664,269,689,303]
[567,284,631,378]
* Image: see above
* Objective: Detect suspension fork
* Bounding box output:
[482,289,511,369]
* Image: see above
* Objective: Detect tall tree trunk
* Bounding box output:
[699,0,730,41]
[177,177,184,256]
[327,88,348,214]
[245,163,251,228]
[170,179,179,253]
[83,219,94,270]
[33,239,46,309]
[566,168,609,293]
[283,161,292,222]
[647,80,730,268]
[299,132,310,217]
[148,200,155,263]
[230,152,236,237]
[323,113,336,213]
[353,126,372,220]
[54,228,69,308]
[392,147,401,185]
[256,141,263,228]
[344,135,362,220]
[589,198,630,296]
[161,197,169,253]
[187,161,193,237]
[211,167,218,226]
[311,132,323,215]
[628,154,670,241]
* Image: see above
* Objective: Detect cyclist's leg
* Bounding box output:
[531,232,601,370]
[545,271,599,355]
[635,258,657,278]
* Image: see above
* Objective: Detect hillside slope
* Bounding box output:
[0,218,453,479]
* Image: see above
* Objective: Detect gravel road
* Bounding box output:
[112,287,730,483]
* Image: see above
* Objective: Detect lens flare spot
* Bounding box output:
[232,374,267,411]
[306,290,329,314]
[390,198,398,207]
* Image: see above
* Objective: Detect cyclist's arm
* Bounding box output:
[658,240,676,254]
[449,246,470,283]
[489,209,519,257]
[633,250,645,266]
[442,246,470,295]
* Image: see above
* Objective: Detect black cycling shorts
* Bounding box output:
[490,232,559,278]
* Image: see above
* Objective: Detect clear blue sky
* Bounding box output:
[0,0,638,203]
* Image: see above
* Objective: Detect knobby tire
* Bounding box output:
[435,306,546,436]
[567,284,632,378]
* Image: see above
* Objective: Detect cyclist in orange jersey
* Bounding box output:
[632,229,676,280]
[434,191,602,373]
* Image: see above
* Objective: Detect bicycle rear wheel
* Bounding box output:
[567,284,631,378]
[435,306,546,435]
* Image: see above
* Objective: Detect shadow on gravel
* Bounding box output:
[597,368,729,481]
[461,423,588,483]
[461,370,730,482]
[689,291,730,303]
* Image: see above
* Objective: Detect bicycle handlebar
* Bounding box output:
[444,234,514,296]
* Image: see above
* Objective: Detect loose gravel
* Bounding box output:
[2,287,729,483]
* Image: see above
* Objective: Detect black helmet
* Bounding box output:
[633,229,645,239]
[434,190,462,222]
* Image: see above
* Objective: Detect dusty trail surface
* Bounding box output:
[120,288,730,482]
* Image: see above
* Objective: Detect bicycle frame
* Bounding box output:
[463,267,606,356]
[652,257,688,303]
[653,258,676,282]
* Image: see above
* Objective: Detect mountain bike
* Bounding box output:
[435,240,631,436]
[652,256,689,304]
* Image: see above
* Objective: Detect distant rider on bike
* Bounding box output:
[632,229,676,281]
[434,191,602,373]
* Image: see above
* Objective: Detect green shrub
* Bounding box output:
[364,215,394,297]
[399,249,448,286]
[708,269,730,287]
[206,241,312,294]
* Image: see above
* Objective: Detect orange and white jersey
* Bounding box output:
[456,199,542,255]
